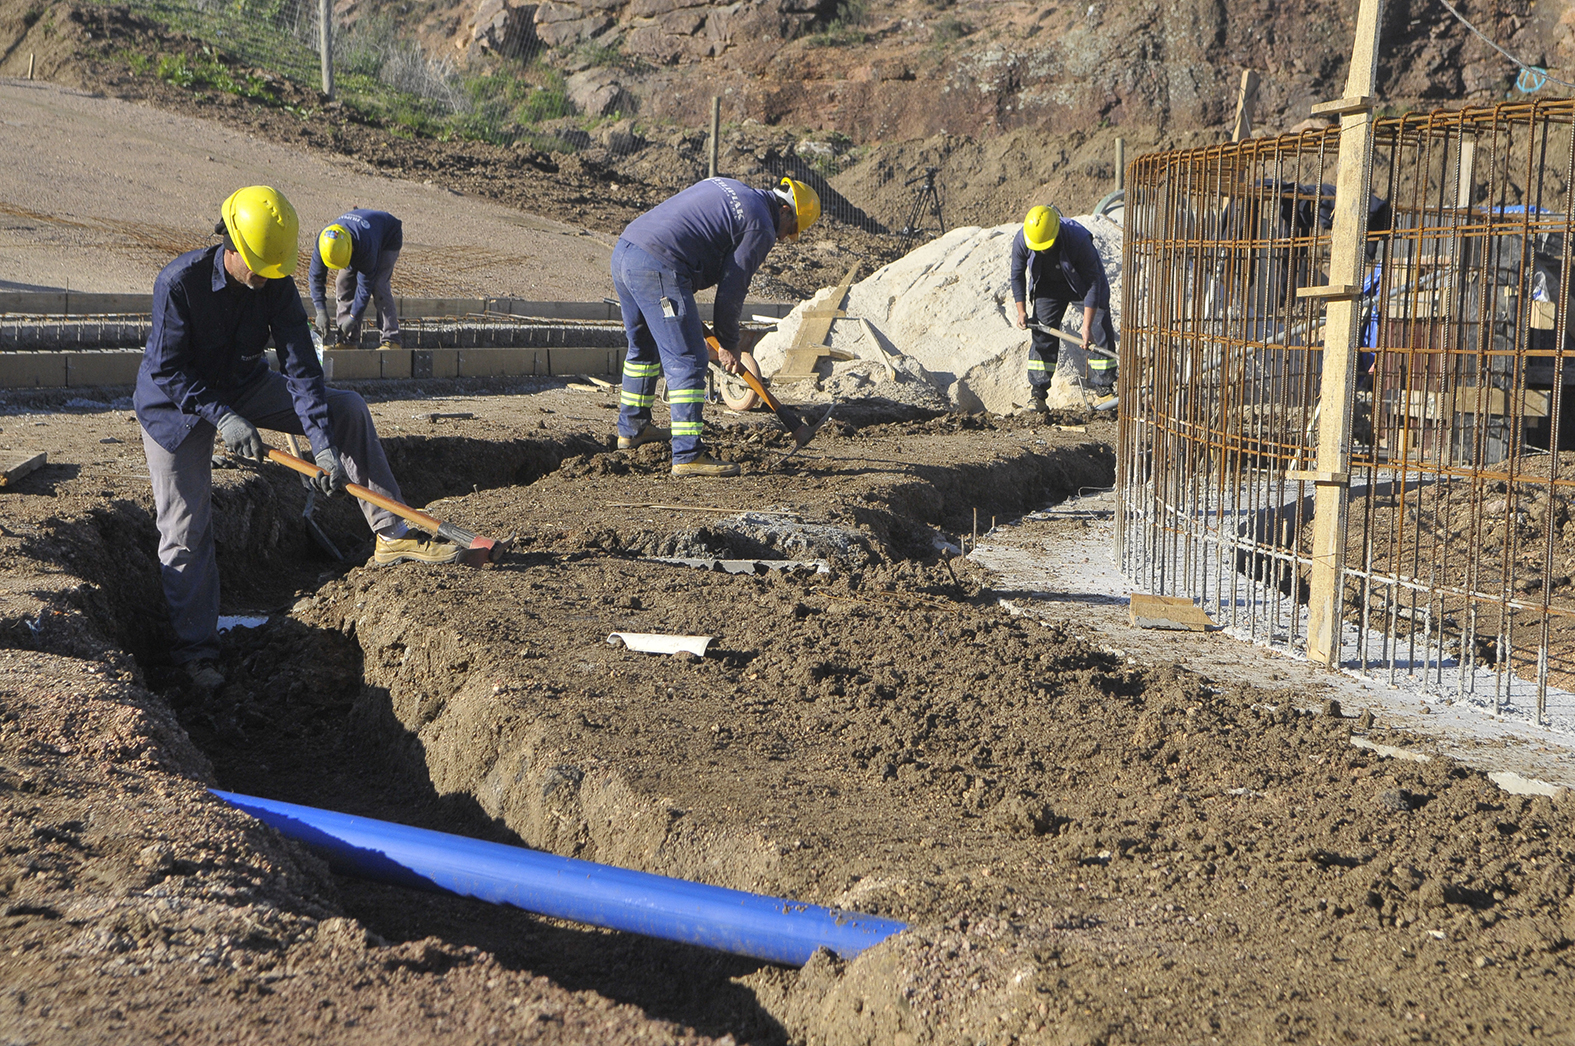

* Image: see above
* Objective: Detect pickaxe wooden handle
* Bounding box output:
[1027,322,1119,359]
[702,326,820,446]
[266,448,510,566]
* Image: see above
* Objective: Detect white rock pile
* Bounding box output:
[752,213,1123,414]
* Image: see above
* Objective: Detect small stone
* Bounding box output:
[1322,698,1342,718]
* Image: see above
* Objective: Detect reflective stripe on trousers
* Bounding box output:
[611,240,709,463]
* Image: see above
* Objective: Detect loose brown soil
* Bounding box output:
[1,379,1573,1045]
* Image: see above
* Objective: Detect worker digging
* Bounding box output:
[611,175,821,477]
[135,185,463,695]
[1010,203,1119,412]
[309,207,405,349]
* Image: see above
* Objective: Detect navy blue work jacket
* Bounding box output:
[619,178,779,352]
[1008,219,1111,311]
[307,209,404,317]
[135,246,333,454]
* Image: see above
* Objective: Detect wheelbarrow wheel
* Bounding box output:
[718,352,763,411]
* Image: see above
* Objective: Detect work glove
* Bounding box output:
[338,321,356,346]
[215,412,265,465]
[312,447,348,499]
[314,308,332,336]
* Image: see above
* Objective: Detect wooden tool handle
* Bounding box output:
[266,448,446,535]
[706,334,783,412]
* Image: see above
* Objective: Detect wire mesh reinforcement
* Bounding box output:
[1119,99,1575,730]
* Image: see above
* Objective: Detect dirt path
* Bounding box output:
[0,78,616,299]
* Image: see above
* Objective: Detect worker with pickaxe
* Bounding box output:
[1010,204,1118,412]
[612,176,821,476]
[135,186,462,694]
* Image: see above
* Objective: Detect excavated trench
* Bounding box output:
[10,404,1575,1045]
[1,409,1117,1041]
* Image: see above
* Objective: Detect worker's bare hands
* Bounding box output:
[716,346,742,375]
[1013,305,1028,330]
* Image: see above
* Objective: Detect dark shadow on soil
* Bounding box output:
[189,615,789,1044]
[338,878,789,1045]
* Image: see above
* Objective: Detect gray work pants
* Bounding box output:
[335,249,401,346]
[141,373,407,665]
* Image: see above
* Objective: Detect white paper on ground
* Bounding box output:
[607,632,713,656]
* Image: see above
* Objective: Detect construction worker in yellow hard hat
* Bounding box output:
[308,209,405,349]
[1010,203,1118,412]
[134,187,460,692]
[610,174,819,477]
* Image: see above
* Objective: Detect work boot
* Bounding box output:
[617,422,672,450]
[671,453,740,477]
[374,531,463,565]
[183,659,225,692]
[377,341,401,351]
[1030,390,1048,414]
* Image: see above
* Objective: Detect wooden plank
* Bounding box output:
[1310,95,1374,117]
[0,452,47,487]
[1306,0,1384,666]
[779,263,861,380]
[1130,593,1215,631]
[1230,70,1261,143]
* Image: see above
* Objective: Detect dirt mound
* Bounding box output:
[754,214,1123,414]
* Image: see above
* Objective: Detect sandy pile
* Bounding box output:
[754,213,1123,414]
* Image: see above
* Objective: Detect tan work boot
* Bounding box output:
[617,422,672,450]
[377,341,401,351]
[374,531,463,565]
[671,453,740,477]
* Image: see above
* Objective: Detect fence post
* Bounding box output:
[708,96,721,178]
[1304,0,1383,666]
[318,0,334,99]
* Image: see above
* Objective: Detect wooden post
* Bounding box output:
[27,52,35,80]
[1115,137,1125,192]
[1230,70,1261,142]
[1305,0,1384,666]
[318,0,334,99]
[1456,135,1476,208]
[708,96,721,178]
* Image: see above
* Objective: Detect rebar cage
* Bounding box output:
[1119,99,1575,728]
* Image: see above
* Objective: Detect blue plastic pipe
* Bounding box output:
[211,790,905,966]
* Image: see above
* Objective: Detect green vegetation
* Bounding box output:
[931,15,972,43]
[804,0,868,47]
[155,49,280,102]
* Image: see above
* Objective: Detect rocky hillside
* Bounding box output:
[443,0,1571,140]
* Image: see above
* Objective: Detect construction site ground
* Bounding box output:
[4,78,1575,1046]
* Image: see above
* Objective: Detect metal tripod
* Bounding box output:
[900,167,944,239]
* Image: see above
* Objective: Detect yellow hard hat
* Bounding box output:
[1023,204,1061,251]
[220,186,299,279]
[318,224,353,270]
[779,177,821,239]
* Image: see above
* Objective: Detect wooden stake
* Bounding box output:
[1306,0,1383,666]
[708,96,721,179]
[1115,137,1125,192]
[1230,70,1261,142]
[27,52,35,80]
[318,0,334,99]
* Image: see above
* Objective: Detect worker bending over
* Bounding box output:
[1009,204,1118,412]
[309,208,404,349]
[613,176,820,476]
[137,186,458,693]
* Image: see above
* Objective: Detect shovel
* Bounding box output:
[266,447,511,567]
[284,434,344,561]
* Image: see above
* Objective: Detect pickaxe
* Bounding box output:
[266,446,511,567]
[1024,322,1120,411]
[702,325,835,466]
